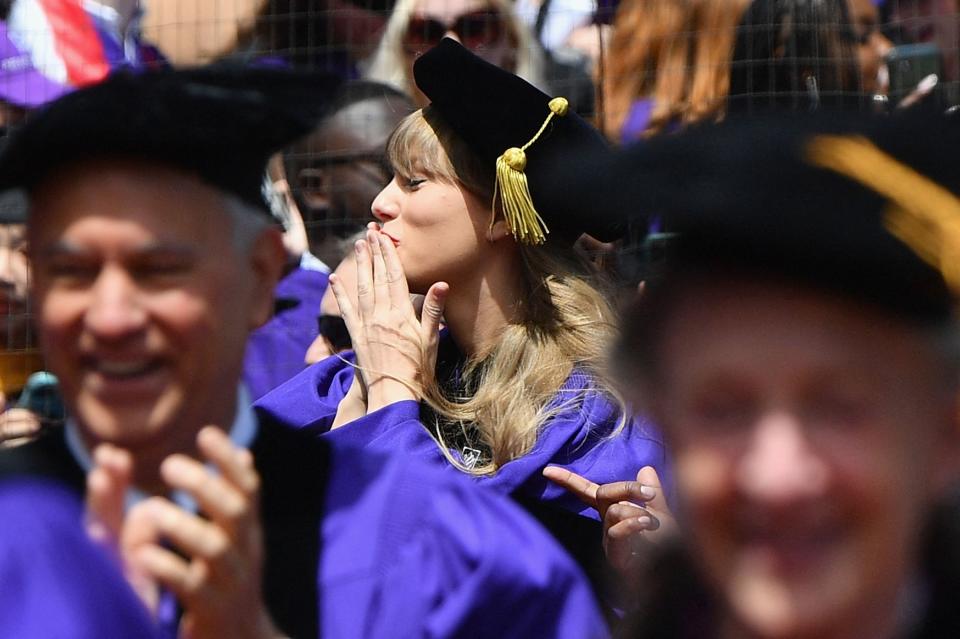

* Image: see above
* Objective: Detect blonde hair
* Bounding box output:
[386,109,626,474]
[365,0,547,103]
[601,0,750,140]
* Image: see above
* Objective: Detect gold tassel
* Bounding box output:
[806,134,960,293]
[492,97,569,245]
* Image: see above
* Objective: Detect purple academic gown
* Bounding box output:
[256,338,672,521]
[0,478,159,639]
[243,264,328,400]
[317,432,609,638]
[0,418,608,638]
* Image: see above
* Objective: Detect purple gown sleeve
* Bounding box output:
[319,446,609,639]
[0,478,159,639]
[257,356,673,519]
[243,266,329,400]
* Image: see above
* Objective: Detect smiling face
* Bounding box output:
[646,277,960,638]
[29,159,279,458]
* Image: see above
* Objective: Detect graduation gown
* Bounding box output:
[255,334,672,597]
[243,264,328,400]
[0,477,160,639]
[0,415,609,638]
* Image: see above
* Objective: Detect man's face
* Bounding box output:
[649,278,959,638]
[0,223,32,349]
[29,160,278,454]
[287,97,409,256]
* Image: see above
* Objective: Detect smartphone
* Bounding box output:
[885,43,943,103]
[16,371,65,423]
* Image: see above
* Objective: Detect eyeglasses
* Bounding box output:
[293,150,393,196]
[404,9,504,56]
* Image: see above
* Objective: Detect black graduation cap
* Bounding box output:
[568,111,960,323]
[0,65,343,220]
[413,38,613,244]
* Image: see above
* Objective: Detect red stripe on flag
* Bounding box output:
[39,0,108,86]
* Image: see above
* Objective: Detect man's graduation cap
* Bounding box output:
[412,38,613,244]
[569,112,960,323]
[0,65,343,220]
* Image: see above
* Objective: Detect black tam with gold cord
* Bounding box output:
[413,38,614,244]
[0,65,342,219]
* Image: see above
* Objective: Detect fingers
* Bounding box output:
[605,501,659,533]
[367,230,390,312]
[379,231,410,308]
[159,461,257,546]
[542,466,599,508]
[134,543,208,604]
[419,282,448,375]
[86,444,134,544]
[196,426,259,497]
[596,480,655,520]
[354,239,374,319]
[636,465,669,513]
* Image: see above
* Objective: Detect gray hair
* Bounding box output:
[222,194,272,252]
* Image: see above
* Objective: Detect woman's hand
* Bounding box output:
[329,227,447,414]
[543,465,676,586]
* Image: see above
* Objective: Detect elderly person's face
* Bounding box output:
[646,277,960,638]
[28,159,280,453]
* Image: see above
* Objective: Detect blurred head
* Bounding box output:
[728,0,864,113]
[618,268,960,638]
[372,107,515,293]
[847,0,893,95]
[284,82,413,266]
[0,222,30,349]
[28,158,284,461]
[603,0,751,140]
[365,0,545,106]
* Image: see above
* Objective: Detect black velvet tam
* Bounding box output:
[568,110,960,324]
[412,38,616,242]
[0,65,342,218]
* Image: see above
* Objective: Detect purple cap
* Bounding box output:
[0,22,68,109]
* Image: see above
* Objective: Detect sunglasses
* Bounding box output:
[404,9,504,56]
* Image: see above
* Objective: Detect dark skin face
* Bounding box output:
[286,95,412,265]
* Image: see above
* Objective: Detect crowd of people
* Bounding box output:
[0,0,958,638]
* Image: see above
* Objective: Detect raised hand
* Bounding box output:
[122,427,279,639]
[329,226,447,414]
[542,465,675,583]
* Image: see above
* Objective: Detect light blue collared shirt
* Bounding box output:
[64,385,258,512]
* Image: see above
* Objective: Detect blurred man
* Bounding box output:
[284,80,413,268]
[563,112,960,638]
[0,67,606,638]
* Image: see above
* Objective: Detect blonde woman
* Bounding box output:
[364,0,547,105]
[257,39,670,591]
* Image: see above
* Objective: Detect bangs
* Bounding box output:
[386,107,495,198]
[386,109,459,185]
